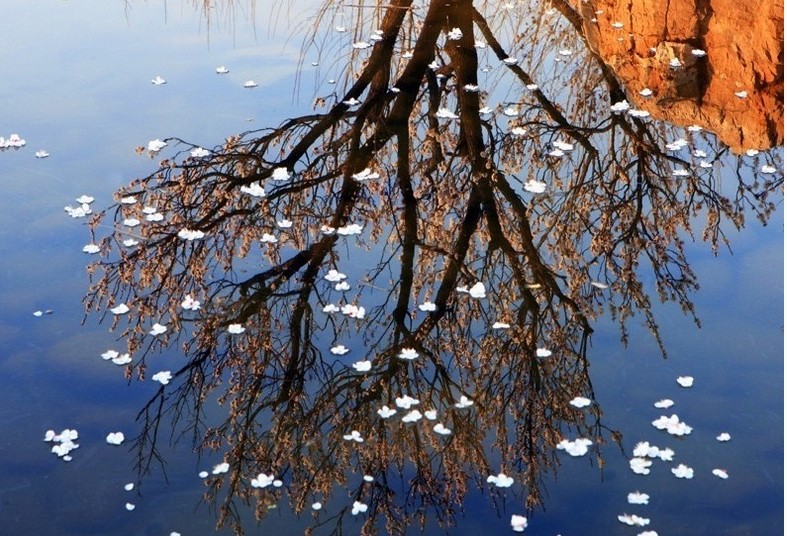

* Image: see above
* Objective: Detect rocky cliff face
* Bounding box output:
[573,0,783,153]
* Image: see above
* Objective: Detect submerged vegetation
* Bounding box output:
[84,1,781,534]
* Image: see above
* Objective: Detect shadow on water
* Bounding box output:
[81,1,782,534]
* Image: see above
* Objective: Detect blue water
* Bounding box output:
[0,2,782,535]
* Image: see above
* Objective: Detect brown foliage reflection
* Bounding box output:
[86,1,781,534]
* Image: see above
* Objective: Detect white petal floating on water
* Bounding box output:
[627,491,650,505]
[178,228,205,241]
[492,322,510,329]
[652,414,692,436]
[656,447,674,462]
[676,376,694,387]
[611,100,630,113]
[330,345,349,355]
[240,182,266,197]
[125,503,136,511]
[362,474,374,482]
[401,409,423,423]
[447,27,463,40]
[324,269,347,282]
[147,139,167,152]
[352,168,380,181]
[111,353,132,366]
[510,514,528,532]
[227,324,245,334]
[198,471,209,479]
[351,360,372,372]
[486,473,514,488]
[398,348,419,360]
[503,106,519,117]
[341,303,366,319]
[502,57,519,65]
[342,430,364,443]
[270,167,291,181]
[145,212,164,222]
[277,218,293,229]
[243,80,258,88]
[64,204,89,218]
[611,21,624,29]
[632,441,655,458]
[351,41,371,49]
[418,301,436,312]
[0,133,26,148]
[190,147,210,158]
[463,84,479,92]
[334,281,350,291]
[716,432,731,442]
[536,348,552,357]
[151,370,173,385]
[322,304,340,314]
[569,396,591,408]
[745,148,760,156]
[468,282,486,299]
[181,294,201,311]
[654,399,674,409]
[35,149,50,158]
[761,165,777,174]
[336,223,363,236]
[111,303,130,315]
[629,457,652,475]
[251,473,275,488]
[123,218,141,227]
[377,405,397,419]
[454,395,474,409]
[215,66,229,74]
[691,48,707,57]
[556,437,593,457]
[351,501,368,515]
[151,75,166,85]
[734,90,748,98]
[311,502,322,510]
[106,432,125,445]
[669,57,682,68]
[524,179,546,193]
[712,468,729,479]
[618,513,649,526]
[211,462,229,475]
[671,463,694,479]
[639,88,653,97]
[395,395,419,409]
[548,149,564,157]
[124,483,134,491]
[33,310,44,317]
[424,409,437,420]
[149,323,167,336]
[82,243,100,254]
[436,108,459,120]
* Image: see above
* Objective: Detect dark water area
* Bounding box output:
[0,1,782,535]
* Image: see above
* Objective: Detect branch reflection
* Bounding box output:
[86,1,782,534]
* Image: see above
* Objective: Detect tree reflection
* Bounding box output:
[86,1,781,534]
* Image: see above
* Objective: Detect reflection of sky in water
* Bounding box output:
[0,2,782,535]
